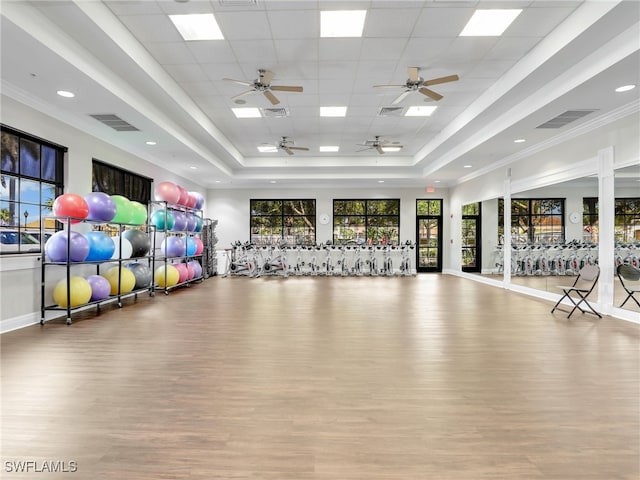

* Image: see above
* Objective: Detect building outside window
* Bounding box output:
[250,199,316,245]
[333,199,400,245]
[1,125,65,254]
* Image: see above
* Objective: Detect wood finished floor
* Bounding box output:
[1,275,639,479]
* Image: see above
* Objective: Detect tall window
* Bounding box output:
[1,125,65,254]
[92,159,152,204]
[250,199,316,245]
[585,197,640,242]
[583,197,599,242]
[333,199,400,244]
[498,198,564,244]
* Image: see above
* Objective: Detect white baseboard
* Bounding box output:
[1,312,40,334]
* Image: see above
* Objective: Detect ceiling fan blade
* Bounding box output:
[231,90,258,101]
[263,90,280,105]
[356,146,372,152]
[373,84,405,89]
[408,67,420,82]
[419,87,443,101]
[270,85,303,92]
[288,146,309,151]
[376,145,385,154]
[423,74,459,86]
[391,90,412,105]
[260,70,275,85]
[223,78,254,87]
[283,146,294,155]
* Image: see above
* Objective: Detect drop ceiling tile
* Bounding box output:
[118,14,181,42]
[216,11,272,40]
[181,82,221,97]
[187,41,238,64]
[229,39,277,64]
[319,39,363,61]
[400,38,455,66]
[143,42,197,65]
[466,60,517,79]
[484,36,542,61]
[360,38,410,60]
[105,1,164,15]
[442,37,500,63]
[267,10,319,38]
[413,7,475,37]
[319,61,358,79]
[507,7,576,38]
[274,38,319,62]
[318,79,355,95]
[203,63,246,83]
[363,8,422,37]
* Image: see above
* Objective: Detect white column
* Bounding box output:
[503,169,512,288]
[597,146,615,314]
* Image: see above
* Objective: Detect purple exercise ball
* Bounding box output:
[161,236,185,258]
[87,275,111,301]
[172,211,187,231]
[45,231,90,262]
[84,192,117,222]
[187,260,203,278]
[186,213,198,232]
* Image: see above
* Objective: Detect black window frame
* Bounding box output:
[92,159,152,205]
[1,124,65,255]
[250,199,316,245]
[584,196,640,243]
[333,199,400,245]
[498,198,565,244]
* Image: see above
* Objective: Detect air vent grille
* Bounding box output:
[536,110,597,129]
[89,114,139,132]
[261,107,289,118]
[378,106,404,117]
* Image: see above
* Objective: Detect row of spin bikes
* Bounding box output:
[223,241,417,278]
[494,240,640,276]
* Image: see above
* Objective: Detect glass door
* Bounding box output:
[462,202,481,273]
[416,199,442,272]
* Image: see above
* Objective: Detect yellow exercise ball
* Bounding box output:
[103,266,136,295]
[53,276,92,308]
[155,265,179,288]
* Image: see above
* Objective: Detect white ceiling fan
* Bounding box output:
[223,69,303,105]
[374,67,459,105]
[274,136,310,156]
[357,136,403,155]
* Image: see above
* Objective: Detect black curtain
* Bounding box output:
[92,159,151,204]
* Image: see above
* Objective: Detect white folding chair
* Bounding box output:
[551,264,601,318]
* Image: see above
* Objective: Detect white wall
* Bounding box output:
[0,96,205,332]
[207,186,450,250]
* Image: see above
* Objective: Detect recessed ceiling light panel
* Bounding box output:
[57,90,75,98]
[405,106,437,117]
[258,145,278,153]
[321,10,367,38]
[169,13,224,41]
[320,106,347,117]
[232,107,262,118]
[459,9,522,37]
[320,146,339,152]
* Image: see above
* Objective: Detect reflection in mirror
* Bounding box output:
[461,202,481,273]
[505,177,599,294]
[614,165,640,312]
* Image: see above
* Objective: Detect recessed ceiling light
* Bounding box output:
[615,84,636,93]
[169,13,224,40]
[459,9,522,37]
[320,10,367,38]
[514,138,526,143]
[56,90,75,98]
[378,180,385,183]
[257,145,278,153]
[215,180,221,183]
[270,180,277,184]
[189,166,197,170]
[464,165,473,168]
[320,146,340,152]
[434,180,441,183]
[405,106,437,117]
[232,107,262,118]
[146,141,157,145]
[320,106,347,117]
[381,146,402,153]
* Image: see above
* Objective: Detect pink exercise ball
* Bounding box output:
[155,181,180,204]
